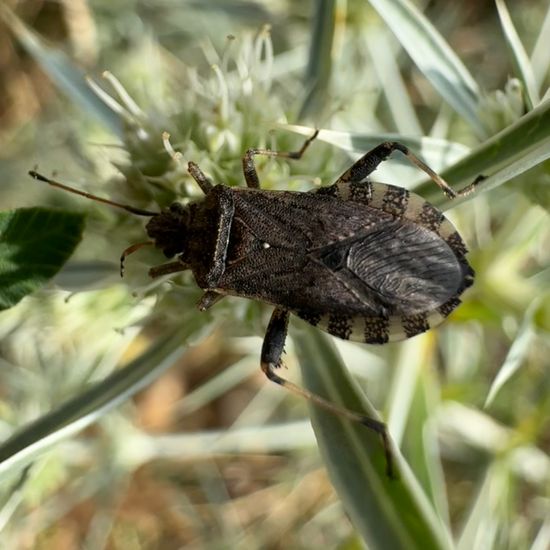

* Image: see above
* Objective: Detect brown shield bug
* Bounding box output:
[30,131,483,477]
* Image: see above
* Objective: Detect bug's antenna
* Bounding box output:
[29,170,159,217]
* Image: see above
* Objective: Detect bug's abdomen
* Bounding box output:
[296,217,474,344]
[296,218,473,344]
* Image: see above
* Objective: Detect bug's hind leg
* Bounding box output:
[261,307,394,477]
[242,130,319,188]
[336,141,484,199]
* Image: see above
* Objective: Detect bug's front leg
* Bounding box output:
[197,290,225,311]
[261,307,395,478]
[187,161,214,194]
[242,130,319,188]
[148,260,190,279]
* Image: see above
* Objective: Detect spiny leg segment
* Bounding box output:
[336,141,484,198]
[261,307,394,478]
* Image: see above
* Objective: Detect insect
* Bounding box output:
[30,131,482,477]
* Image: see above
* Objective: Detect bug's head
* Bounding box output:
[28,170,188,275]
[145,202,190,258]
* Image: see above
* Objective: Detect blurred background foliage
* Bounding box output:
[0,0,549,548]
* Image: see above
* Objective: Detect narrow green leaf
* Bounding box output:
[283,124,470,173]
[414,98,550,208]
[0,327,189,478]
[365,30,423,136]
[0,208,85,311]
[530,6,550,89]
[0,4,122,136]
[386,336,449,525]
[53,260,119,291]
[457,464,510,550]
[293,322,452,550]
[484,298,540,408]
[495,0,540,109]
[365,0,485,137]
[299,0,336,119]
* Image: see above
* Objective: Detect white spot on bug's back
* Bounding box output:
[262,242,271,249]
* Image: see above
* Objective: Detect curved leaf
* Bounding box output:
[0,327,188,478]
[293,322,452,550]
[365,0,485,137]
[495,0,540,109]
[0,208,85,311]
[415,98,550,208]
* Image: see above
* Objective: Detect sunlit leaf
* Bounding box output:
[293,322,452,550]
[495,0,540,109]
[0,327,188,478]
[0,208,85,311]
[365,0,485,137]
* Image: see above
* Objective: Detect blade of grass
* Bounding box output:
[457,464,510,550]
[386,334,449,526]
[495,0,540,110]
[293,321,452,550]
[530,5,550,90]
[365,30,423,136]
[365,0,485,138]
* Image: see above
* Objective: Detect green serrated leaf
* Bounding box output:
[0,208,85,311]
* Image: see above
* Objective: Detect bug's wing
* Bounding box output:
[220,188,473,343]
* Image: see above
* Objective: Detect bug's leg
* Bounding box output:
[162,131,213,194]
[187,161,214,194]
[262,307,394,477]
[197,290,225,311]
[148,261,190,279]
[242,130,320,188]
[336,141,484,199]
[120,241,154,277]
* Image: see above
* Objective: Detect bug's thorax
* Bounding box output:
[145,185,235,288]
